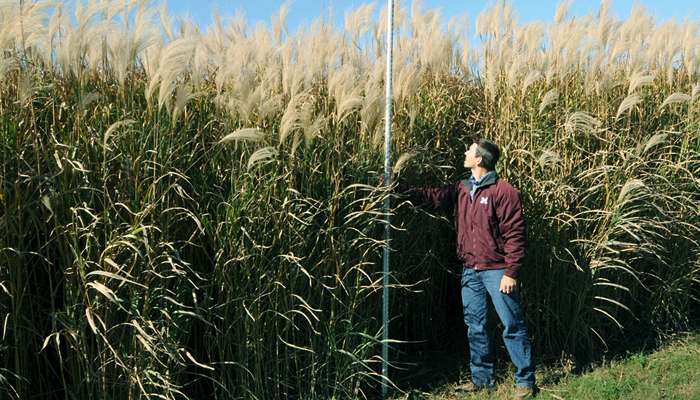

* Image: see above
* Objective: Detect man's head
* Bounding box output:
[463,136,500,171]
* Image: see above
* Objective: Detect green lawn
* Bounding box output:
[393,333,700,400]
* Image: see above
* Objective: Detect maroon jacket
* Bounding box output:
[403,173,526,278]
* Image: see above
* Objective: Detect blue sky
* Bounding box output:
[166,0,700,35]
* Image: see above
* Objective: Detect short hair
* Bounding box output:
[470,135,500,170]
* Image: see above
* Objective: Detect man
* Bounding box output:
[397,137,536,399]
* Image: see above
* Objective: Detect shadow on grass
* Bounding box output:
[388,309,700,398]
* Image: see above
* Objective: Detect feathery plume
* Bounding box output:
[616,93,642,119]
[335,94,363,123]
[220,128,266,145]
[539,88,559,114]
[360,88,384,137]
[660,92,691,109]
[393,152,416,176]
[537,149,561,169]
[303,115,326,148]
[156,37,196,110]
[640,132,667,155]
[554,1,573,24]
[617,178,645,205]
[247,146,278,170]
[280,95,302,143]
[172,85,198,122]
[565,111,601,135]
[395,62,420,104]
[159,1,174,40]
[103,119,135,151]
[345,3,375,44]
[521,70,542,97]
[628,72,655,94]
[258,94,285,121]
[271,2,289,45]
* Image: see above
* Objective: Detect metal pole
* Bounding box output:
[382,0,394,398]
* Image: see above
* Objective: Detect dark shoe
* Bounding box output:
[513,385,537,399]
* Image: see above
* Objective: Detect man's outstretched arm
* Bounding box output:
[396,181,458,213]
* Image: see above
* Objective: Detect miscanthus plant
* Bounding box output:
[1,0,699,398]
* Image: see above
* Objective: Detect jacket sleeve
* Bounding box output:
[397,181,458,213]
[496,189,526,279]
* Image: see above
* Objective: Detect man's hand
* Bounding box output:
[499,275,517,294]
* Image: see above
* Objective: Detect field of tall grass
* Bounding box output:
[1,0,699,398]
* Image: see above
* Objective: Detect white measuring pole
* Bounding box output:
[381,0,394,398]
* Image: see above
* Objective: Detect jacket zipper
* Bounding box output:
[469,187,477,271]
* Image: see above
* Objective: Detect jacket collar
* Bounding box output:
[464,170,498,191]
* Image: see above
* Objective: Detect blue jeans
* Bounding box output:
[461,267,535,388]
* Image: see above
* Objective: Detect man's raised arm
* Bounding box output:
[396,181,458,213]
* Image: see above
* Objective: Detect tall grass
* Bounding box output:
[1,0,699,398]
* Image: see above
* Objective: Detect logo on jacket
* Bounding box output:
[480,196,488,205]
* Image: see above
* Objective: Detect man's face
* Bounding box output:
[464,143,482,169]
